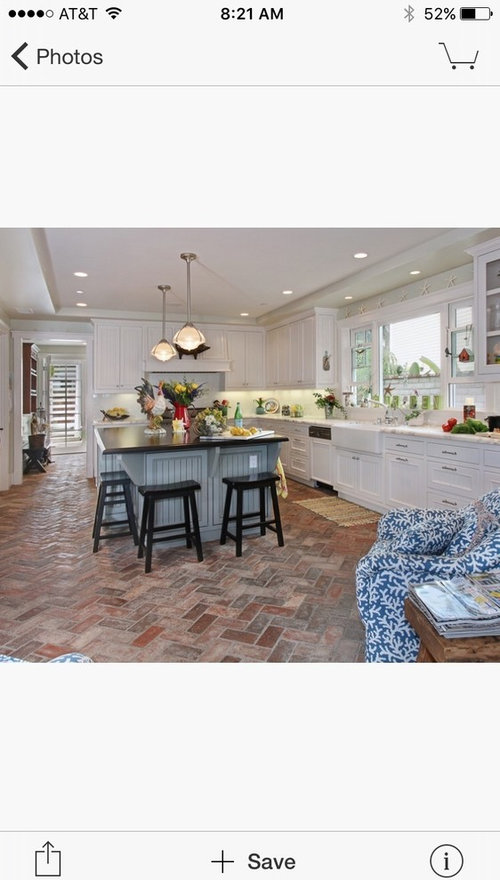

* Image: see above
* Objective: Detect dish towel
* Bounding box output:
[275,456,288,499]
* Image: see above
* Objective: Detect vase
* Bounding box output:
[256,406,265,414]
[174,403,191,430]
[325,404,334,419]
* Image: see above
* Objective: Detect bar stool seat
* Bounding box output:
[137,479,203,573]
[92,469,139,553]
[220,471,285,558]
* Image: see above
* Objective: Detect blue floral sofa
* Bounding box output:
[0,652,92,663]
[356,489,500,662]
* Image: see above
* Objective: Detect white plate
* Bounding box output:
[264,398,280,414]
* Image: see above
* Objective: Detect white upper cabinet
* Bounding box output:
[266,324,291,388]
[225,329,265,389]
[467,236,500,376]
[93,321,145,392]
[265,309,336,389]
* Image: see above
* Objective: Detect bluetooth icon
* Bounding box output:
[404,4,415,20]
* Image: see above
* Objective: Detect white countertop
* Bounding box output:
[258,414,500,444]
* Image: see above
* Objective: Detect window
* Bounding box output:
[350,328,372,404]
[381,313,441,407]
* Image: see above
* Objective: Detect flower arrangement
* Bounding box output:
[158,377,205,406]
[193,407,227,436]
[213,398,231,416]
[313,388,343,411]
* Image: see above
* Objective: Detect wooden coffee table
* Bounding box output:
[404,597,500,662]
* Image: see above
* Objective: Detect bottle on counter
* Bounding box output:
[234,402,243,428]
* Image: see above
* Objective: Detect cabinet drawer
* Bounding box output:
[483,446,500,470]
[384,435,424,456]
[290,435,309,456]
[427,490,471,511]
[427,460,478,495]
[427,440,481,466]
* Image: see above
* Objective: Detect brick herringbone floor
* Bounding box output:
[0,454,377,662]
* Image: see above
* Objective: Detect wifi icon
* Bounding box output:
[106,6,122,18]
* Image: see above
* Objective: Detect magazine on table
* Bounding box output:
[408,571,500,638]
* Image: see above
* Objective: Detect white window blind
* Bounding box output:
[49,362,83,445]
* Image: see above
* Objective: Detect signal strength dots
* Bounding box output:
[105,6,122,18]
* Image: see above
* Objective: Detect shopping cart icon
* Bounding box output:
[439,41,478,68]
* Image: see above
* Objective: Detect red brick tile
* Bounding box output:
[132,625,164,647]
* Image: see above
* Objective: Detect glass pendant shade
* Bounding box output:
[151,285,176,362]
[173,252,206,352]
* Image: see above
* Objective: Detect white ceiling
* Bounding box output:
[1,227,498,325]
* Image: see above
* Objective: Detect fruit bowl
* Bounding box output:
[101,409,130,421]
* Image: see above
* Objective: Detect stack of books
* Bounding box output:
[407,571,500,638]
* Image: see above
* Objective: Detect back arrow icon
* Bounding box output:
[12,42,28,69]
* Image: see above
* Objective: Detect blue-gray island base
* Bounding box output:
[94,425,289,545]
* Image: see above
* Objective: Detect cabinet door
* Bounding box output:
[245,331,265,387]
[335,448,358,492]
[94,323,122,391]
[120,324,145,389]
[386,453,425,508]
[477,246,500,375]
[197,327,228,361]
[358,453,382,503]
[289,317,315,386]
[266,325,291,388]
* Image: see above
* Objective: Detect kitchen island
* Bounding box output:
[94,424,289,543]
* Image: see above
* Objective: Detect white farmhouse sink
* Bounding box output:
[331,422,383,454]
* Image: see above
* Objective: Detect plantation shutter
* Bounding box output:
[49,362,83,443]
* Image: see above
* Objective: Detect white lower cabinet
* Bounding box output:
[482,447,500,493]
[426,439,481,510]
[310,438,334,486]
[336,448,382,509]
[385,434,425,509]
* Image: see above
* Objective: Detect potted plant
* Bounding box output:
[313,388,344,419]
[255,396,266,414]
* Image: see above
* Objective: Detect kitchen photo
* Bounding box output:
[2,227,500,663]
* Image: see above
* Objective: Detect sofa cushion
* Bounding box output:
[397,519,458,555]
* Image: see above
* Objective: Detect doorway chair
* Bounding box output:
[356,489,500,662]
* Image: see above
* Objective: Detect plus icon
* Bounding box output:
[211,850,235,873]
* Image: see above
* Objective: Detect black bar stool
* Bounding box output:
[137,480,203,573]
[92,470,139,553]
[220,471,284,558]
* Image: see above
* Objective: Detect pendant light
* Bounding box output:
[151,284,176,362]
[173,252,206,352]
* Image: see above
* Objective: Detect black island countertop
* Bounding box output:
[94,424,289,455]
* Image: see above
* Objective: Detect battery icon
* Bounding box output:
[460,6,493,18]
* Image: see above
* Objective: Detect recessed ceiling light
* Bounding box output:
[410,270,421,275]
[353,252,368,259]
[344,296,353,300]
[240,312,249,316]
[73,271,88,277]
[76,302,87,308]
[282,289,293,295]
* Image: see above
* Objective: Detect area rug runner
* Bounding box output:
[293,495,381,527]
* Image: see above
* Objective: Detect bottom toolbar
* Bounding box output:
[0,831,498,879]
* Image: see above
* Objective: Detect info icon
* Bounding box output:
[430,844,464,877]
